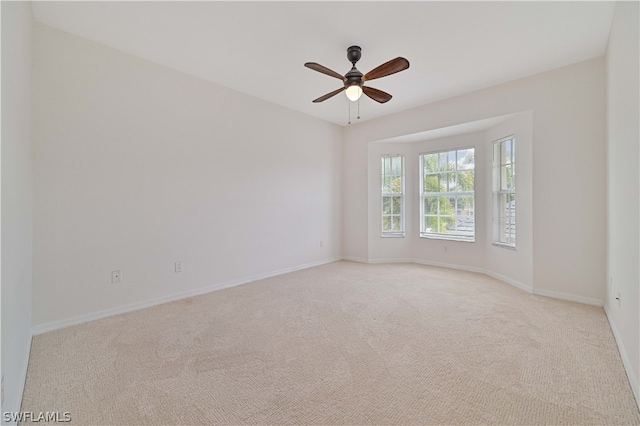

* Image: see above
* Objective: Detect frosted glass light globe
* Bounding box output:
[345,85,363,102]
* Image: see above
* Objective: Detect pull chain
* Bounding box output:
[348,100,351,125]
[357,97,360,120]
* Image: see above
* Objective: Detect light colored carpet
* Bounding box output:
[21,261,640,425]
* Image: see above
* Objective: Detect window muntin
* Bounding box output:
[381,155,404,237]
[493,136,516,246]
[420,148,475,241]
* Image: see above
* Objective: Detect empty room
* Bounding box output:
[2,1,639,424]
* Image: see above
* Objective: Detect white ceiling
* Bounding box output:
[32,1,615,127]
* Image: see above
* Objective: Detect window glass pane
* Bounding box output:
[457,149,475,170]
[503,165,514,190]
[382,176,391,193]
[437,174,446,192]
[425,216,437,233]
[424,154,438,173]
[457,170,474,191]
[448,197,456,213]
[497,193,516,244]
[439,196,453,216]
[501,142,510,166]
[382,216,391,232]
[511,140,515,164]
[424,175,438,193]
[446,172,457,192]
[506,193,516,224]
[382,196,391,214]
[391,156,401,174]
[456,215,475,234]
[392,196,402,215]
[424,196,437,214]
[438,152,447,171]
[442,216,455,233]
[391,176,402,193]
[448,151,456,167]
[499,193,508,214]
[392,216,401,231]
[511,163,515,188]
[456,196,474,216]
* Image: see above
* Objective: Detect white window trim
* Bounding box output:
[492,135,516,248]
[419,147,476,242]
[381,154,405,238]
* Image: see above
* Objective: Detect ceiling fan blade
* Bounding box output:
[363,86,392,103]
[305,62,346,81]
[363,57,410,82]
[312,87,346,103]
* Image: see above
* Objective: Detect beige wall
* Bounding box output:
[344,58,606,305]
[363,113,533,292]
[32,23,343,329]
[606,1,640,405]
[1,1,34,417]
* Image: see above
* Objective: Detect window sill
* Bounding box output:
[492,242,516,250]
[419,234,475,243]
[381,233,405,238]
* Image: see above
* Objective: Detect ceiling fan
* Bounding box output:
[305,46,409,104]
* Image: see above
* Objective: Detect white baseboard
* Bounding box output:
[32,257,342,335]
[533,288,603,307]
[604,304,640,411]
[342,256,369,264]
[368,258,413,264]
[411,258,485,275]
[411,259,533,294]
[378,258,601,308]
[485,270,533,293]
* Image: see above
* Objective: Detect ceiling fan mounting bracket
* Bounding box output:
[347,45,362,66]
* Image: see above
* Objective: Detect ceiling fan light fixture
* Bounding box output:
[305,46,408,105]
[345,84,363,102]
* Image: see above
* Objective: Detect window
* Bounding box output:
[381,155,404,237]
[493,136,516,246]
[419,148,475,241]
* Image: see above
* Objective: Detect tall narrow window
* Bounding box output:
[420,148,475,241]
[381,155,404,237]
[493,136,516,247]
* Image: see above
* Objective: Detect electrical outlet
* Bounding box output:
[175,261,182,273]
[111,270,121,283]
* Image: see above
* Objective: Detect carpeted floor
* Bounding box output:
[21,261,640,425]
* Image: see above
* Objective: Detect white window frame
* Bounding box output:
[419,147,475,242]
[492,135,516,248]
[381,154,405,237]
